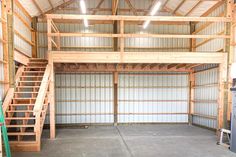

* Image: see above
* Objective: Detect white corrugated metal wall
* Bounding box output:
[118,73,189,123]
[193,67,219,129]
[192,4,224,129]
[14,3,32,57]
[49,73,114,124]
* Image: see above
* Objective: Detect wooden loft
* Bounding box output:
[45,11,231,132]
[46,14,229,66]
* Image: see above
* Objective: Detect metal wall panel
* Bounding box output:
[14,4,32,57]
[47,73,114,124]
[193,68,219,129]
[118,73,189,123]
[195,5,225,52]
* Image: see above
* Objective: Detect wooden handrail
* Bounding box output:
[2,66,25,113]
[33,64,51,115]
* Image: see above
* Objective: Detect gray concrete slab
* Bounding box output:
[12,124,236,157]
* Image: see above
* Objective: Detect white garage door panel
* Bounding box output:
[118,73,189,123]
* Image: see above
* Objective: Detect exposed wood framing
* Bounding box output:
[172,0,185,15]
[47,0,54,10]
[14,50,30,65]
[113,72,118,125]
[7,0,15,88]
[2,0,9,95]
[15,0,32,21]
[124,0,137,15]
[42,0,76,16]
[32,17,38,58]
[32,0,44,16]
[185,1,202,16]
[54,63,196,72]
[92,0,105,15]
[189,72,195,124]
[200,0,224,17]
[48,53,55,139]
[46,14,230,22]
[112,0,119,15]
[120,20,124,62]
[51,51,227,64]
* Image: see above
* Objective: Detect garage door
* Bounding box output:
[55,73,114,124]
[118,73,189,123]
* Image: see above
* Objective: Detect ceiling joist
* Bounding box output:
[124,0,137,16]
[32,0,44,16]
[112,0,119,15]
[92,0,105,15]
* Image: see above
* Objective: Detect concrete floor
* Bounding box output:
[13,124,236,157]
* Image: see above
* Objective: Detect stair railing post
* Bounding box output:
[35,112,41,151]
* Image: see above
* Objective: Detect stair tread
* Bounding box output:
[6,125,35,127]
[14,92,38,93]
[16,86,40,88]
[19,81,42,82]
[25,67,46,68]
[20,76,43,77]
[7,109,46,112]
[13,98,36,99]
[8,132,36,136]
[23,71,44,73]
[5,117,35,120]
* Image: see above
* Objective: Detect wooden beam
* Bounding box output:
[124,0,137,16]
[120,20,124,62]
[49,32,230,39]
[189,72,195,124]
[42,0,76,16]
[14,0,32,21]
[47,0,54,9]
[7,0,15,88]
[113,72,118,125]
[14,49,30,65]
[200,0,224,17]
[46,14,231,22]
[2,0,9,94]
[172,0,186,15]
[32,17,38,58]
[144,0,155,15]
[48,53,55,139]
[32,0,44,16]
[185,1,202,16]
[55,63,193,72]
[51,51,227,64]
[92,0,105,15]
[112,0,119,15]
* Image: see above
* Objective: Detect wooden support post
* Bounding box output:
[226,0,234,126]
[227,0,233,18]
[120,20,124,62]
[32,17,38,58]
[190,22,196,52]
[49,52,55,139]
[47,19,52,58]
[2,0,9,95]
[218,61,228,134]
[113,20,118,51]
[189,72,195,124]
[113,72,118,125]
[7,0,15,88]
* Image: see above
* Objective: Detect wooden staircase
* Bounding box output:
[3,58,51,152]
